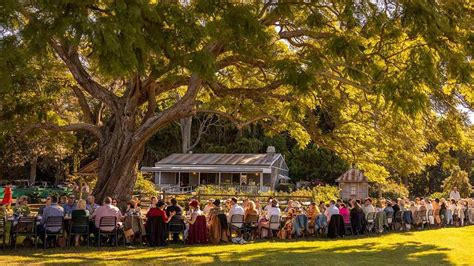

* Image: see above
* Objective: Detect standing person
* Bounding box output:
[450,187,461,201]
[1,182,13,210]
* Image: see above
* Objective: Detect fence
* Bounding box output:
[157,191,313,205]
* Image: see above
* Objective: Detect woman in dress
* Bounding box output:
[1,182,13,210]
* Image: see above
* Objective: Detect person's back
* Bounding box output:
[326,202,339,222]
[339,207,350,224]
[72,209,89,219]
[94,203,121,229]
[166,198,183,216]
[266,206,281,220]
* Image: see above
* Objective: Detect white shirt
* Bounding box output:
[325,205,339,222]
[228,204,244,223]
[362,204,375,214]
[450,191,461,201]
[266,206,281,220]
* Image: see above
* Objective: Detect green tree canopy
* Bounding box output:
[0,0,472,201]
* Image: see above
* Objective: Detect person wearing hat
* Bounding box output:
[186,200,203,225]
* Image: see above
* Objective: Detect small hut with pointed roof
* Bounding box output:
[335,168,368,200]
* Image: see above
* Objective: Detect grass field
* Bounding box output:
[1,226,473,265]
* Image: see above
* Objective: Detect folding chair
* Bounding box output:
[0,216,6,249]
[243,214,259,241]
[230,214,245,237]
[43,216,64,249]
[98,216,118,247]
[365,212,376,235]
[426,209,434,229]
[260,215,280,238]
[386,211,394,231]
[394,210,404,231]
[168,215,186,244]
[11,216,37,249]
[68,215,90,247]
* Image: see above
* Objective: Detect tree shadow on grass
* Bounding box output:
[0,241,452,265]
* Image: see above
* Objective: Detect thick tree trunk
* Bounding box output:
[92,118,141,204]
[29,155,38,185]
[180,117,192,153]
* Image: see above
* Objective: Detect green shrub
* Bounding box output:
[369,181,409,200]
[442,168,472,198]
[429,191,448,200]
[134,173,157,197]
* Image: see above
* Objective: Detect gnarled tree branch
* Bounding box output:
[24,122,103,141]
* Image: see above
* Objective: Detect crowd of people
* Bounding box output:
[1,186,474,249]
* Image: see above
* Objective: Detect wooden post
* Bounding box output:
[259,172,263,192]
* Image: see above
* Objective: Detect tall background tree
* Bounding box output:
[1,0,472,202]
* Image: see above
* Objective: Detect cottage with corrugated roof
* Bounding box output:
[336,168,369,200]
[141,146,289,193]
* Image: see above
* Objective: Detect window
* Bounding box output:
[350,183,357,195]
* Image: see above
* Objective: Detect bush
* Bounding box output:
[134,173,157,197]
[429,191,448,200]
[369,181,409,199]
[442,168,473,198]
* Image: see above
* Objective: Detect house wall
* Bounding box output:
[339,182,369,200]
[161,172,176,184]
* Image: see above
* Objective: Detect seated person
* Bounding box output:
[324,200,340,223]
[124,200,141,216]
[166,198,183,243]
[146,201,176,224]
[244,200,259,222]
[37,195,64,241]
[71,199,89,246]
[86,195,100,214]
[338,203,350,224]
[14,196,31,217]
[92,197,122,232]
[63,196,76,216]
[306,202,320,234]
[259,200,281,237]
[278,208,295,240]
[146,201,176,246]
[208,199,229,244]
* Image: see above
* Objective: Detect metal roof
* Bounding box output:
[335,169,368,183]
[155,153,282,166]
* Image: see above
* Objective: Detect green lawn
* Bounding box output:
[1,226,473,265]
